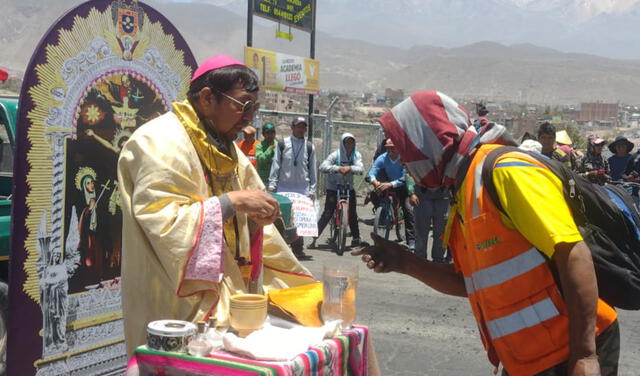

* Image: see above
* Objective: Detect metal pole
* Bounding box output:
[307,0,317,139]
[323,96,340,161]
[247,0,253,47]
[318,96,339,194]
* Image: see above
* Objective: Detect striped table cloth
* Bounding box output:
[126,325,370,376]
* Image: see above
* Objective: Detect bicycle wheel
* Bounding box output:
[337,204,348,256]
[329,212,337,246]
[373,204,392,239]
[384,208,393,241]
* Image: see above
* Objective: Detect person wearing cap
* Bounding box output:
[268,116,318,260]
[353,90,619,376]
[236,125,260,168]
[117,55,314,354]
[607,136,636,182]
[255,122,277,185]
[556,129,579,170]
[312,132,364,249]
[537,122,572,168]
[368,138,416,249]
[580,135,610,184]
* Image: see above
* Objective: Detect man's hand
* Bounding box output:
[569,355,601,376]
[227,190,280,225]
[409,194,419,207]
[351,233,410,273]
[339,166,351,174]
[375,182,393,193]
[352,233,468,296]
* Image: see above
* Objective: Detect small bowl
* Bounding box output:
[229,294,268,337]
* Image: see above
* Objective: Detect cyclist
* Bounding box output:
[312,133,364,248]
[579,135,609,185]
[368,138,415,249]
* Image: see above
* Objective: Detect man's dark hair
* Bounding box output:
[537,121,556,137]
[187,65,259,104]
[476,102,489,117]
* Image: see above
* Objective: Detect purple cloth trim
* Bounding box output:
[184,197,225,283]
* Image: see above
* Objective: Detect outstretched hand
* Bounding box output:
[350,232,410,273]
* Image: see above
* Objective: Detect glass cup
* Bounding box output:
[321,264,358,329]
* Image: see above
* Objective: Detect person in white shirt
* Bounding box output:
[268,117,317,260]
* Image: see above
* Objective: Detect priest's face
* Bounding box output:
[201,83,259,141]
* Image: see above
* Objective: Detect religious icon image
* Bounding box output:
[7,0,196,373]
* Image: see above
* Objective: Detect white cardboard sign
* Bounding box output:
[278,192,318,237]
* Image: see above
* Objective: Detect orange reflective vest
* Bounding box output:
[237,139,259,168]
[447,144,617,376]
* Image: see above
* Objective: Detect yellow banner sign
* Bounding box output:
[245,46,319,95]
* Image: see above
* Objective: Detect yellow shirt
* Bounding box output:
[453,150,582,258]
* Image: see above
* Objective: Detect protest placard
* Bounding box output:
[278,192,318,237]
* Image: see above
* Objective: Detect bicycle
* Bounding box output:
[372,188,404,242]
[328,179,351,256]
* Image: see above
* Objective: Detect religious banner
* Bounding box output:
[7,1,196,374]
[245,46,320,95]
[278,192,318,237]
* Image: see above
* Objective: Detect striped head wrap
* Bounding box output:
[379,90,516,189]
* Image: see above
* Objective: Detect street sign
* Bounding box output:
[253,0,314,32]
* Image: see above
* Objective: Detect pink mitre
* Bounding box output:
[191,55,246,82]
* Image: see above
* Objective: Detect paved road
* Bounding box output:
[298,200,640,375]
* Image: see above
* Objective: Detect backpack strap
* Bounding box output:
[277,139,285,165]
[278,138,313,171]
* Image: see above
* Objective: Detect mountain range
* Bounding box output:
[218,0,640,59]
[1,0,640,104]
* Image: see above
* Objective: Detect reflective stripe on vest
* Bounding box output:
[486,298,559,339]
[464,247,545,294]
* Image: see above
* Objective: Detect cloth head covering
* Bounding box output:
[263,123,276,132]
[338,132,357,165]
[555,130,572,145]
[384,138,395,147]
[242,125,256,135]
[558,144,572,154]
[519,139,543,153]
[191,55,246,82]
[378,90,516,188]
[608,135,634,154]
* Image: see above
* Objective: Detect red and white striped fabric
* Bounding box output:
[379,90,512,189]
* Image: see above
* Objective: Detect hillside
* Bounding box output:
[1,0,640,104]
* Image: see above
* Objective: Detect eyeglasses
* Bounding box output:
[215,90,260,115]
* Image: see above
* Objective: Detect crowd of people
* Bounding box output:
[117,54,630,375]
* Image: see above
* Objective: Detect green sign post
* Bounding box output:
[253,0,314,32]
